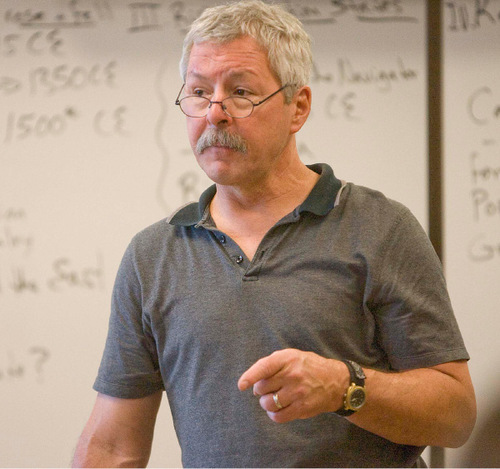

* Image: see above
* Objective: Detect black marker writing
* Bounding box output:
[468,233,500,262]
[169,2,204,33]
[0,225,34,253]
[0,29,64,57]
[4,107,79,144]
[471,152,500,186]
[10,267,38,294]
[324,92,360,121]
[0,206,27,221]
[311,62,333,83]
[28,61,117,96]
[0,347,51,384]
[471,188,500,222]
[338,57,417,92]
[47,254,105,292]
[129,2,161,32]
[445,0,500,31]
[4,5,96,29]
[93,106,129,137]
[329,0,417,23]
[468,86,500,126]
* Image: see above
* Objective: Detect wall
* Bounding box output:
[443,0,500,467]
[0,1,428,466]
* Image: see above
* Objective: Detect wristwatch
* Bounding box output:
[335,360,366,417]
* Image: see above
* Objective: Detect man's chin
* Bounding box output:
[198,160,243,186]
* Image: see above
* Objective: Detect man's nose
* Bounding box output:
[206,97,231,126]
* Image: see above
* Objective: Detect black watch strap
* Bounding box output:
[335,360,366,417]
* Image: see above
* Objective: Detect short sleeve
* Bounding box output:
[93,240,164,398]
[370,205,469,370]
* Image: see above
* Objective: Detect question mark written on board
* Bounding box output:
[29,346,51,383]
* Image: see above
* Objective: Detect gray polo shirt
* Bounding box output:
[94,163,469,467]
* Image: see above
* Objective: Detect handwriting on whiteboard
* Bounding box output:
[0,207,105,294]
[468,232,500,262]
[445,0,500,32]
[468,86,500,227]
[1,255,106,295]
[1,22,129,143]
[3,105,129,143]
[3,2,112,28]
[470,148,500,221]
[464,84,500,262]
[313,57,417,92]
[3,1,420,33]
[467,86,500,126]
[0,346,51,384]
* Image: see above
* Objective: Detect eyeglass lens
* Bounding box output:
[180,96,253,118]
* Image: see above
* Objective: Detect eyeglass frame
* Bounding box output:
[174,83,291,118]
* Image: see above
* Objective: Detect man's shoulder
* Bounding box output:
[129,216,178,250]
[336,183,420,242]
[166,201,200,226]
[129,199,206,250]
[343,183,410,219]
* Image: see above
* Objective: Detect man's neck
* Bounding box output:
[211,162,319,221]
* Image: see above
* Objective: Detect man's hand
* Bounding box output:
[238,349,348,423]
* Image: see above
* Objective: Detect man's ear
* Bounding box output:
[290,86,312,134]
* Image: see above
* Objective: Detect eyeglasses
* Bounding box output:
[175,84,290,118]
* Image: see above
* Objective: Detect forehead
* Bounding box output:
[186,36,275,83]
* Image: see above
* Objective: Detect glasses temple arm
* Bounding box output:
[175,84,185,105]
[253,84,290,107]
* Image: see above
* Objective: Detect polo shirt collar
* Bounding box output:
[298,163,342,216]
[168,163,342,227]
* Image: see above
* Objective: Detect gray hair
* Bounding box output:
[179,0,313,102]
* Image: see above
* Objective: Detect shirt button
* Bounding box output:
[236,255,243,264]
[220,235,226,244]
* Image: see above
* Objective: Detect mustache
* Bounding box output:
[196,128,248,154]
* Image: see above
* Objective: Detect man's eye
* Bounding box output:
[234,89,250,97]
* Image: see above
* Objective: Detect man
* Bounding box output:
[73,1,476,467]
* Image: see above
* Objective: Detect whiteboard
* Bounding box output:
[442,0,500,467]
[0,1,427,466]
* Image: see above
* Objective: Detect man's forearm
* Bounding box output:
[72,392,162,468]
[348,361,476,448]
[72,433,151,468]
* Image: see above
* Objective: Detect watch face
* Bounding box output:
[348,386,366,410]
